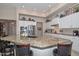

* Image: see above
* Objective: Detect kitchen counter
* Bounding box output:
[1,35,71,49]
[45,32,79,38]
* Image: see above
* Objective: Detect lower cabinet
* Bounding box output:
[30,47,57,56]
[59,35,79,53]
[46,33,79,53]
[71,38,79,52]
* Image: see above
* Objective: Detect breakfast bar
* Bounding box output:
[1,36,69,48]
[0,35,71,56]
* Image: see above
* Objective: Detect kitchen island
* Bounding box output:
[1,36,71,56]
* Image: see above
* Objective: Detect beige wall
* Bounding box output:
[0,7,16,20]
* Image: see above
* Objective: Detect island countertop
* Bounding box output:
[1,36,71,49]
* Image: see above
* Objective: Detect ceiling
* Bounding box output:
[0,3,59,12]
[0,3,77,17]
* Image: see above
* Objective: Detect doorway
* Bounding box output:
[36,22,43,36]
[0,20,16,36]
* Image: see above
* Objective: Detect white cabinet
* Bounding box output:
[46,18,59,29]
[59,35,79,52]
[46,22,52,29]
[59,12,79,28]
[71,12,79,28]
[47,33,79,52]
[59,16,72,28]
[46,12,79,28]
[51,18,59,25]
[71,37,79,52]
[58,35,79,53]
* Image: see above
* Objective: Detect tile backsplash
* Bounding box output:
[60,28,79,35]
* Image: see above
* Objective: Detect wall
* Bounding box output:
[0,6,16,20]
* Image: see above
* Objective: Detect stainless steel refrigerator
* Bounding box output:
[27,25,36,36]
[20,25,36,37]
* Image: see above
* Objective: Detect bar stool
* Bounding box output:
[16,44,33,56]
[53,41,72,56]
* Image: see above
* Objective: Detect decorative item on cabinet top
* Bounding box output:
[46,19,51,22]
[21,16,26,20]
[19,16,35,22]
[28,18,35,22]
[19,15,26,20]
[51,24,59,27]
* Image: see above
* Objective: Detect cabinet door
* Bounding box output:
[71,17,79,28]
[67,12,79,28]
[46,22,51,29]
[52,18,59,25]
[62,17,72,28]
[71,38,79,52]
[59,19,63,28]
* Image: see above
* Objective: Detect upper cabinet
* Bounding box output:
[51,18,59,25]
[46,18,59,29]
[47,12,79,28]
[59,16,71,28]
[59,12,79,28]
[71,12,79,28]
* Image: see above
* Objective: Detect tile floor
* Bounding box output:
[71,50,79,56]
[0,50,79,56]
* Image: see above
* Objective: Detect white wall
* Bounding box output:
[0,7,16,20]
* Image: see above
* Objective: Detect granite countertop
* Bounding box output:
[45,32,79,38]
[1,36,71,49]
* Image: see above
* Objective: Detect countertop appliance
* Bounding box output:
[73,30,79,36]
